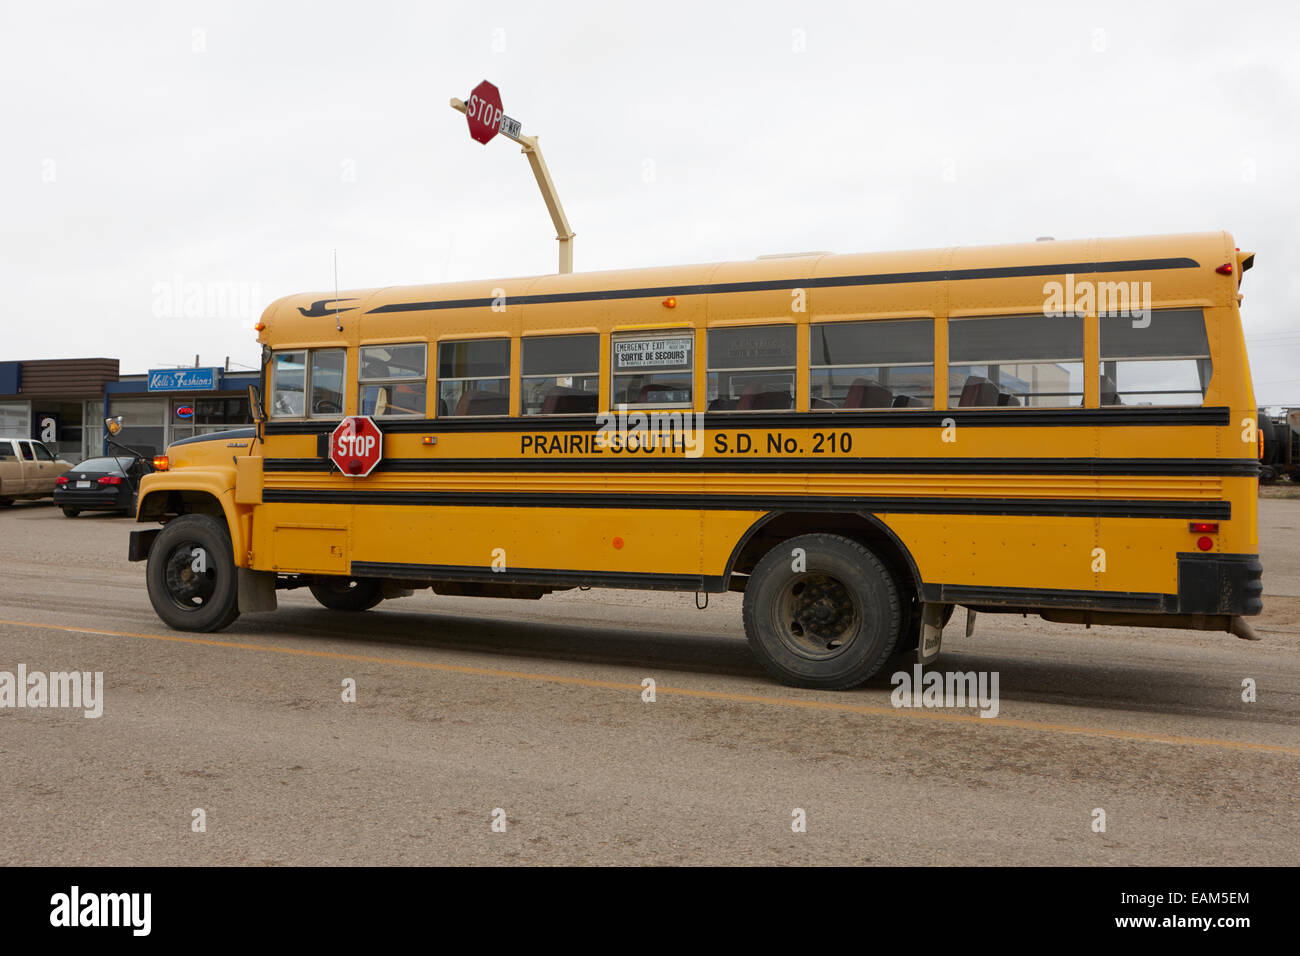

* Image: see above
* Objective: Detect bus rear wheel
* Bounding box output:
[146,514,240,632]
[308,577,384,612]
[742,533,902,690]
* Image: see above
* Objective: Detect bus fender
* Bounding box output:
[137,471,250,567]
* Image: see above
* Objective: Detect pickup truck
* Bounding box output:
[0,438,72,506]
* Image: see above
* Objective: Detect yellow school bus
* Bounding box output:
[128,231,1263,689]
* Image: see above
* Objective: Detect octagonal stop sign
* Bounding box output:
[330,416,383,477]
[465,80,504,145]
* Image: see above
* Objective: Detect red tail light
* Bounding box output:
[1189,521,1219,533]
[55,475,68,485]
[97,475,122,485]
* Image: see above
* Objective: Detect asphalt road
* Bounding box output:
[1,500,1296,865]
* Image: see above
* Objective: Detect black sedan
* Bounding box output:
[54,455,153,517]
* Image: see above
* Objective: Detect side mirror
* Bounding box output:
[247,384,265,424]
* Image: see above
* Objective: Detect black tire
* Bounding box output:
[308,577,384,612]
[742,533,902,690]
[0,498,12,507]
[62,508,80,518]
[145,514,240,632]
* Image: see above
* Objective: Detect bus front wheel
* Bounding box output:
[145,514,240,632]
[743,533,902,690]
[308,577,384,612]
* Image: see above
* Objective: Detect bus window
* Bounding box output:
[611,330,693,407]
[309,349,346,417]
[522,334,599,415]
[359,343,427,417]
[438,339,510,416]
[811,319,934,409]
[1100,309,1211,406]
[948,314,1083,408]
[706,325,795,411]
[271,350,306,418]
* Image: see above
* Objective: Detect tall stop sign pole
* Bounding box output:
[451,82,576,274]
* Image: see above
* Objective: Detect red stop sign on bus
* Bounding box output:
[466,80,504,144]
[330,416,383,477]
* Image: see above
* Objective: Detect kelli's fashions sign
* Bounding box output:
[147,368,219,392]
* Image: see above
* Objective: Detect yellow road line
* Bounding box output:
[4,616,1297,757]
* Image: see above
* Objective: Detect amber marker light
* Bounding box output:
[152,456,169,471]
[662,296,677,308]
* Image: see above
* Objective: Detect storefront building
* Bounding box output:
[0,358,258,465]
[106,367,260,460]
[0,358,120,463]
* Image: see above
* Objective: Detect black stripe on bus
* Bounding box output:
[169,427,257,447]
[261,406,1233,436]
[259,489,1229,520]
[348,560,1179,610]
[350,561,721,593]
[261,456,1260,477]
[365,257,1201,313]
[349,559,1184,609]
[920,583,1172,612]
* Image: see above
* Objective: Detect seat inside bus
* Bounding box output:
[453,390,509,416]
[635,383,688,404]
[737,385,792,410]
[540,388,598,415]
[957,375,1001,407]
[1100,374,1122,406]
[844,377,895,408]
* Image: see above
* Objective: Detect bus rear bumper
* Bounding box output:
[1175,552,1264,617]
[933,553,1264,638]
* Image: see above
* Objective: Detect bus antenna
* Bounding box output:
[333,249,343,332]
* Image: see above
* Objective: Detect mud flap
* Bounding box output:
[127,528,161,562]
[238,568,278,613]
[919,602,945,664]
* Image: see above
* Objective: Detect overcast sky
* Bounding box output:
[3,0,1298,403]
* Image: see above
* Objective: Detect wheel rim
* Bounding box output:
[774,572,861,660]
[161,541,218,612]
